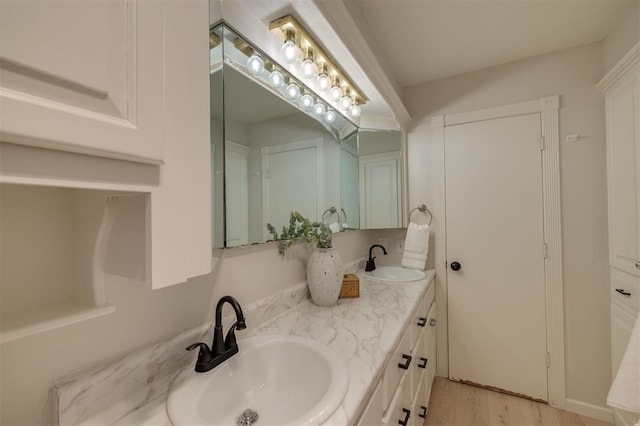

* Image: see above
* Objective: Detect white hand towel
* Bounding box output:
[401,222,430,271]
[328,222,341,233]
[607,310,640,414]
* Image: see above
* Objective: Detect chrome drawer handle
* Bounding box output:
[616,288,632,296]
[429,318,437,327]
[398,354,412,370]
[419,406,428,419]
[399,408,411,426]
[418,357,428,369]
[417,317,427,327]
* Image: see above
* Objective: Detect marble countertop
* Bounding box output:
[75,270,435,426]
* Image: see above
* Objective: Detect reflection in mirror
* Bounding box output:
[357,129,402,229]
[210,24,404,248]
[340,132,359,230]
[210,26,224,248]
[217,25,356,247]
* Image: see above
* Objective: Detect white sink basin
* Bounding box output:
[167,334,348,426]
[364,266,426,282]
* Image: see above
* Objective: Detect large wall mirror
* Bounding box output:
[210,24,403,248]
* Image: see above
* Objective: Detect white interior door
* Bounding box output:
[359,152,401,229]
[225,141,249,247]
[262,139,323,240]
[445,113,548,401]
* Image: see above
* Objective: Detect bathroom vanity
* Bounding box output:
[53,270,436,425]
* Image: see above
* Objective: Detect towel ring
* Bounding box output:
[341,208,347,225]
[409,204,433,225]
[321,206,341,224]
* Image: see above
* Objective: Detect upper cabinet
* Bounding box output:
[0,0,164,164]
[0,0,211,342]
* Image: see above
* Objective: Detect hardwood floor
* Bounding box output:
[424,377,612,426]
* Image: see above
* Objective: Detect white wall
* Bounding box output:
[403,42,610,410]
[602,0,639,74]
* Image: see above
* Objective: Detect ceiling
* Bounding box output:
[344,0,638,88]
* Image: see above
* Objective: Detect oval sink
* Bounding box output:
[364,266,426,282]
[167,334,348,426]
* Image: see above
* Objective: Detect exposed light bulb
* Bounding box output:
[281,39,298,64]
[301,58,316,79]
[329,85,342,102]
[349,103,361,118]
[300,93,314,110]
[324,109,336,123]
[246,53,264,75]
[339,94,352,110]
[285,82,300,99]
[313,102,326,115]
[268,70,285,88]
[316,73,331,92]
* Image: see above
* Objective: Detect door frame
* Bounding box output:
[432,95,565,408]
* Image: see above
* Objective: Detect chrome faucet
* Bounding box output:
[365,244,388,272]
[186,295,246,373]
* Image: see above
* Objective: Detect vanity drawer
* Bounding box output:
[383,324,412,410]
[383,375,412,426]
[611,268,640,311]
[356,377,383,426]
[411,297,429,348]
[411,373,428,426]
[411,329,427,400]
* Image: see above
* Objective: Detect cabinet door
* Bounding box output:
[0,0,165,164]
[606,69,640,277]
[611,303,637,377]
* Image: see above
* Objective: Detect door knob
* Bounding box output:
[450,261,461,271]
[636,261,640,269]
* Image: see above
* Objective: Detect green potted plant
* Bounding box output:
[267,211,343,306]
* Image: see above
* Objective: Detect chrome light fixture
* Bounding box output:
[324,109,336,123]
[349,99,361,118]
[270,15,368,116]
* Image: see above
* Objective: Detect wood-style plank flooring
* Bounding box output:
[425,377,612,426]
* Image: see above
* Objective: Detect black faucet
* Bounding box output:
[186,295,246,373]
[365,244,388,272]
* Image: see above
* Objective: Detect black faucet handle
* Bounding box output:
[186,342,213,364]
[224,323,240,349]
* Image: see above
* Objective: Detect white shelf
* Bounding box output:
[0,302,115,344]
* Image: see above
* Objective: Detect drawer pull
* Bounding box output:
[419,406,428,419]
[417,317,427,327]
[616,288,632,296]
[418,357,428,369]
[399,408,411,425]
[636,261,640,269]
[429,318,437,327]
[398,354,412,370]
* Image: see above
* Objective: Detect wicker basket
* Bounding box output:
[339,274,360,298]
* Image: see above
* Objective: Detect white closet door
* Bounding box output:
[445,113,548,401]
[225,141,250,247]
[359,152,401,229]
[262,139,323,240]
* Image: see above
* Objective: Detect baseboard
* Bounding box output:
[565,398,614,423]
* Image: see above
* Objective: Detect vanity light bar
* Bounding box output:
[210,31,221,49]
[269,15,369,105]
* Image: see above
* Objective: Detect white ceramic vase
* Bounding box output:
[307,247,344,307]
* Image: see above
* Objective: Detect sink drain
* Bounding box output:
[237,408,259,426]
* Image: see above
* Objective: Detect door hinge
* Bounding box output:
[543,243,548,259]
[546,352,551,368]
[540,136,545,151]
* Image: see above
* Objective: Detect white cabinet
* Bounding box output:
[0,1,212,341]
[0,0,165,164]
[357,279,437,426]
[598,41,640,426]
